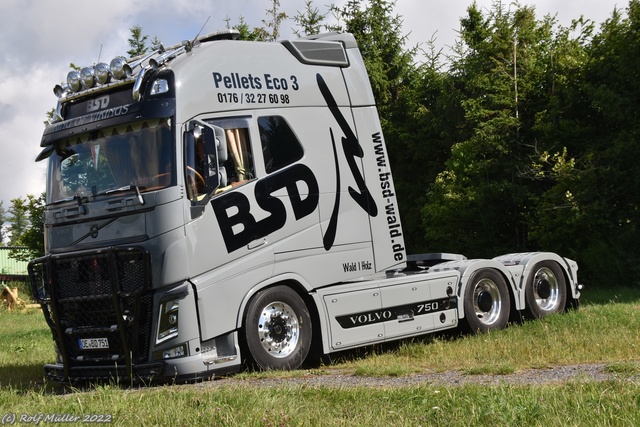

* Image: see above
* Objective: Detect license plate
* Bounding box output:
[78,338,109,350]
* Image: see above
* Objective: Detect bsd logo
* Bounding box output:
[87,95,110,112]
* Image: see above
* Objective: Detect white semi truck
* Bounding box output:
[29,30,581,383]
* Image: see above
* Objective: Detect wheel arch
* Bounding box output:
[432,259,519,321]
[236,273,316,330]
[494,252,580,311]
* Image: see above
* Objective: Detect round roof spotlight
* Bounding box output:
[95,62,111,84]
[80,67,95,89]
[53,82,70,98]
[110,57,128,80]
[67,70,82,92]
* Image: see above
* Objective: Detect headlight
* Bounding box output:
[157,298,180,343]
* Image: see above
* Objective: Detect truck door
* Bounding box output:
[184,117,272,271]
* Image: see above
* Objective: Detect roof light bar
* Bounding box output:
[51,29,236,99]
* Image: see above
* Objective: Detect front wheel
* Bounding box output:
[463,269,511,333]
[523,261,567,319]
[244,286,312,370]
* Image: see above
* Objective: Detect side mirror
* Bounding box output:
[204,125,228,189]
[187,120,228,195]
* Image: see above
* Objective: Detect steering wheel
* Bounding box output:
[186,166,206,199]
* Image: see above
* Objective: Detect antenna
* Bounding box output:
[97,44,103,64]
[192,16,211,45]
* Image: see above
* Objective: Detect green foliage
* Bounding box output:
[293,0,327,36]
[525,0,640,283]
[6,198,30,247]
[0,201,5,244]
[127,25,149,57]
[415,0,640,284]
[422,3,554,257]
[9,194,45,262]
[262,0,288,41]
[329,0,415,116]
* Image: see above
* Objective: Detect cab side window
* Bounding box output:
[185,117,256,202]
[222,127,254,187]
[258,116,304,173]
[209,117,255,195]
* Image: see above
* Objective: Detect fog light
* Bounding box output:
[163,345,186,359]
[152,344,187,360]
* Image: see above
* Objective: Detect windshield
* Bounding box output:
[47,118,174,204]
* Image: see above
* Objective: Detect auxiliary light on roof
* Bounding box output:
[52,29,240,99]
[53,54,144,98]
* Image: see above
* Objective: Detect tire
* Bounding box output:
[463,269,511,333]
[523,261,567,319]
[244,286,312,370]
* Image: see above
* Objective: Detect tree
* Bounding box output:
[225,16,269,41]
[0,201,5,244]
[262,0,288,41]
[421,2,569,257]
[528,0,640,283]
[293,0,327,36]
[9,194,45,262]
[6,198,29,247]
[127,25,149,57]
[329,0,415,118]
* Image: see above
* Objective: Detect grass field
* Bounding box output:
[1,285,639,426]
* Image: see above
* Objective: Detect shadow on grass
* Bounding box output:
[0,363,66,395]
[580,286,640,305]
[318,329,458,368]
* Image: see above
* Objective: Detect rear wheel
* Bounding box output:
[524,261,567,319]
[244,286,311,370]
[463,269,510,333]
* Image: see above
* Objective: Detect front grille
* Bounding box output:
[29,247,153,380]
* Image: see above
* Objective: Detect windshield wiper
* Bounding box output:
[47,195,86,207]
[96,185,145,205]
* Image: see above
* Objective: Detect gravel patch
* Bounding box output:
[202,363,640,389]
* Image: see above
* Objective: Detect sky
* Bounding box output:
[0,0,625,209]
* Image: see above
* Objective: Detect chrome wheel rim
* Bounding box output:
[533,267,560,311]
[257,301,299,358]
[473,278,502,325]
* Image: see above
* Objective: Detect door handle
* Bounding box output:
[247,238,267,250]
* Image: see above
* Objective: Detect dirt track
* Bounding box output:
[200,363,640,389]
